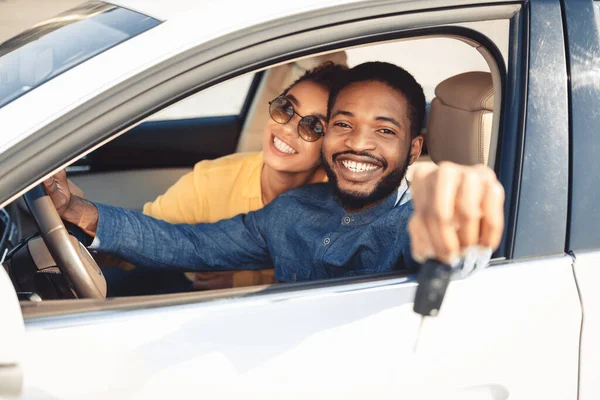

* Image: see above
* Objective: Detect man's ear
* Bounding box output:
[408,135,424,165]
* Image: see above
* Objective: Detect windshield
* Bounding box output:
[0,1,160,108]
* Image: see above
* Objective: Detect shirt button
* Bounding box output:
[343,216,351,224]
[324,237,331,245]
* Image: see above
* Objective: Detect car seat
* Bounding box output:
[407,71,494,180]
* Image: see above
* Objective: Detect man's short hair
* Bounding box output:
[327,62,426,139]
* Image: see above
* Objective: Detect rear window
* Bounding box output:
[0,1,160,108]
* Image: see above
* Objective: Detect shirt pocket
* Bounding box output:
[273,257,312,283]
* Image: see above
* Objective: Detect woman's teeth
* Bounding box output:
[341,160,379,172]
[273,136,297,154]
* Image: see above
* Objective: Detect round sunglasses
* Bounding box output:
[268,96,325,142]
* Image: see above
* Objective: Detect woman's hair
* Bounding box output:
[281,61,348,95]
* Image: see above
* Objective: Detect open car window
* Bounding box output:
[0,1,160,108]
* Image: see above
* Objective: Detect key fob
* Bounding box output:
[413,259,453,317]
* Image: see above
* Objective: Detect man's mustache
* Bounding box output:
[331,151,388,170]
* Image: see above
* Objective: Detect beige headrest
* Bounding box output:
[426,71,494,165]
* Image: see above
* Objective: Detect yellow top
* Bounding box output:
[143,152,270,287]
[143,152,265,224]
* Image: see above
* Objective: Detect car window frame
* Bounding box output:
[563,0,600,252]
[0,2,544,318]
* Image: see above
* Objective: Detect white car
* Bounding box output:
[1,0,599,398]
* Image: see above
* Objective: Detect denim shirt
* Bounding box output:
[91,182,417,282]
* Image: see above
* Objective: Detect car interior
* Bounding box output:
[0,31,503,302]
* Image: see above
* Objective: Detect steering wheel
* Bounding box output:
[23,184,106,299]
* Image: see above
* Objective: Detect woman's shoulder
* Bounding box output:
[194,152,262,174]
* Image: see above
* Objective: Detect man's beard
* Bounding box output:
[322,148,411,211]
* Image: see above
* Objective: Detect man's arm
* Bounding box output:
[408,162,505,264]
[43,172,272,271]
[91,204,271,271]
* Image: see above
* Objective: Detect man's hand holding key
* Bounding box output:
[409,161,505,265]
[409,162,505,351]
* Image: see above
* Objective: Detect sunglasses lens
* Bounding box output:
[299,116,324,142]
[269,97,294,124]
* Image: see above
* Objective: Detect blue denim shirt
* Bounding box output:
[91,182,417,282]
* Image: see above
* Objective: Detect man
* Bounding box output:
[44,62,504,282]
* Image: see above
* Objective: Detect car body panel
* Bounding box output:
[512,0,569,258]
[563,0,600,251]
[18,256,579,399]
[0,0,596,398]
[0,265,24,397]
[564,3,600,400]
[572,250,600,400]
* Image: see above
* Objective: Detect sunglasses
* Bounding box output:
[268,96,325,142]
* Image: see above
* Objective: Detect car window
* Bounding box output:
[147,73,256,121]
[0,1,160,108]
[6,3,514,306]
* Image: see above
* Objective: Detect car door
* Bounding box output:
[67,73,262,211]
[3,0,581,399]
[401,1,580,397]
[0,266,24,398]
[564,1,600,399]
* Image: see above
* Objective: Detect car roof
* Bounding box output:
[0,0,505,157]
[0,0,367,155]
[109,0,359,21]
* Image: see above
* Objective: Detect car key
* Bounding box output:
[412,259,453,353]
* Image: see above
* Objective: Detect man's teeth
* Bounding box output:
[341,160,379,172]
[273,136,297,154]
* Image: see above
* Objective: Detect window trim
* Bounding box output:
[564,0,600,251]
[0,3,519,209]
[1,2,535,318]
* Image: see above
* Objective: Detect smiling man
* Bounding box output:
[322,64,424,212]
[44,62,504,286]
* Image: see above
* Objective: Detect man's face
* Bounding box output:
[322,81,423,210]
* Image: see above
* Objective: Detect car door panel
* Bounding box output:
[571,251,600,400]
[19,278,420,399]
[1,1,582,399]
[409,255,580,399]
[68,116,240,209]
[0,267,24,398]
[84,116,242,172]
[563,2,600,399]
[20,256,580,399]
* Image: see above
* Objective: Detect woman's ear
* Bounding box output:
[408,135,424,165]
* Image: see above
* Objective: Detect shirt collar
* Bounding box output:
[394,178,411,207]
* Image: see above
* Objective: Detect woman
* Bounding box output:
[103,62,347,295]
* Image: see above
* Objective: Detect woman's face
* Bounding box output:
[262,80,328,173]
